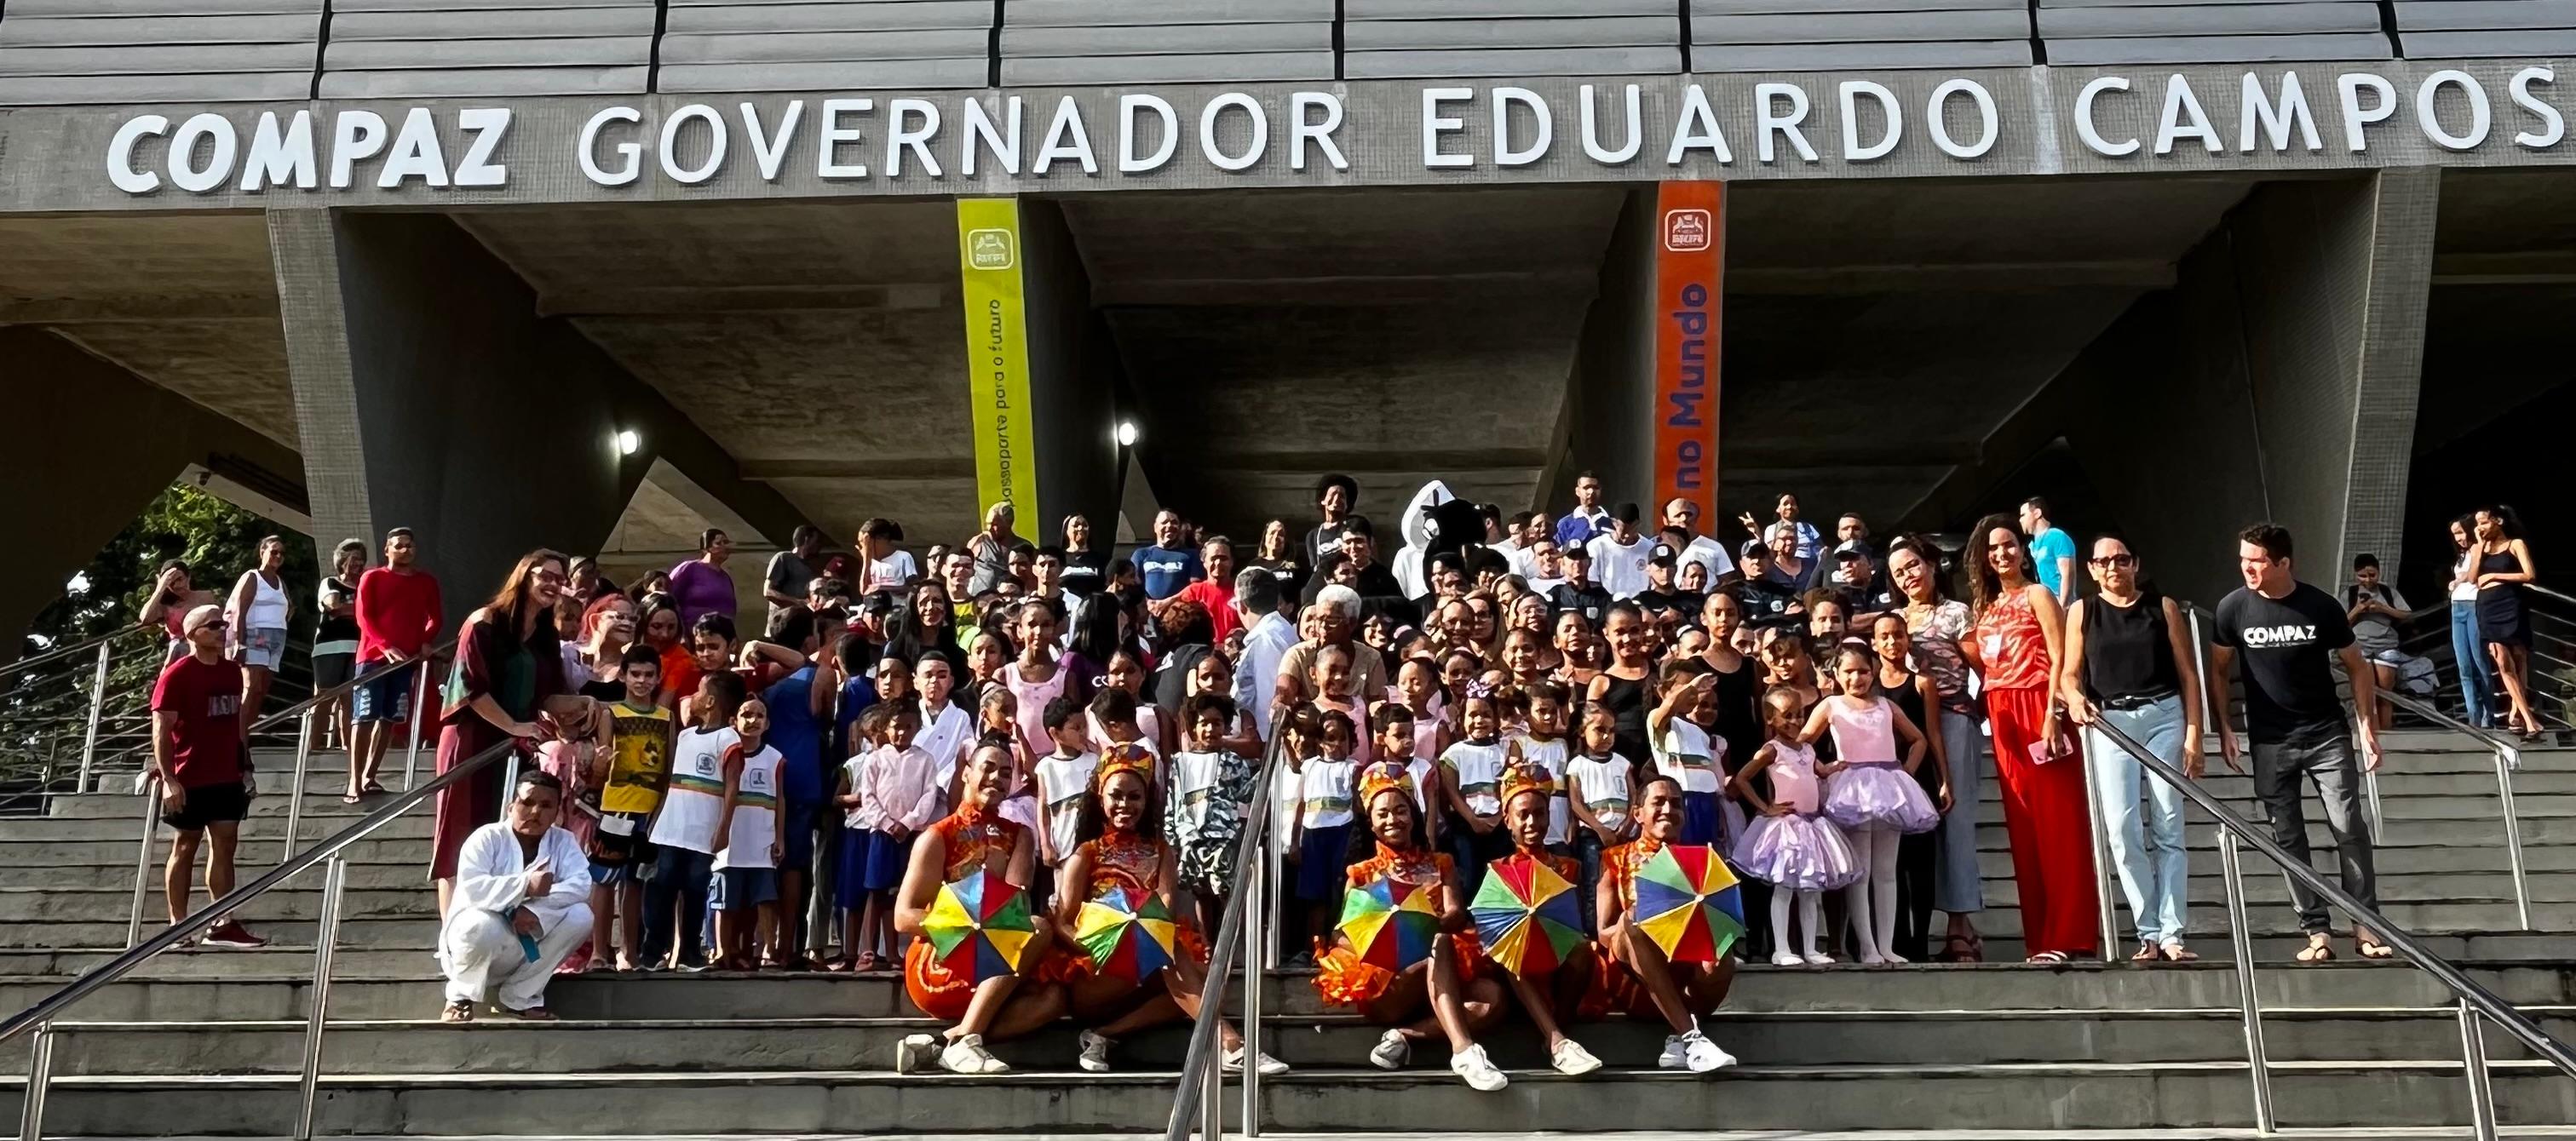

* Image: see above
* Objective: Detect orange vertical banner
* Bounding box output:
[1652,181,1724,522]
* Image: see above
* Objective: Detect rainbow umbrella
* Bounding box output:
[1337,874,1441,972]
[1632,844,1746,965]
[1470,853,1587,978]
[922,870,1037,983]
[1074,886,1178,982]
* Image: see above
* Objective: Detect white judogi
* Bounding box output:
[441,822,594,1011]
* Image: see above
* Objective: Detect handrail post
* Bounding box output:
[295,857,348,1141]
[2489,744,2533,931]
[2079,724,2119,961]
[2458,998,2499,1141]
[78,639,113,794]
[126,780,158,949]
[402,661,432,790]
[1199,1046,1223,1138]
[282,708,317,864]
[2187,608,2213,733]
[2360,727,2384,845]
[497,751,520,823]
[17,1020,53,1141]
[1240,850,1263,1139]
[2217,830,2274,1133]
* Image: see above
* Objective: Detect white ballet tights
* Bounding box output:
[1843,823,1904,963]
[1768,888,1826,957]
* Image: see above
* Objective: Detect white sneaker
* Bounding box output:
[1368,1028,1412,1070]
[1224,1046,1291,1075]
[1803,950,1834,966]
[1550,1039,1604,1076]
[1769,950,1805,966]
[1449,1043,1509,1092]
[1672,1029,1737,1074]
[1076,1029,1114,1073]
[940,1033,1009,1075]
[894,1033,940,1075]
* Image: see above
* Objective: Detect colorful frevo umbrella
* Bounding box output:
[1074,886,1178,983]
[923,870,1038,983]
[1337,873,1441,972]
[1633,844,1748,965]
[1469,853,1587,979]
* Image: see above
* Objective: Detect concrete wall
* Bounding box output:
[0,328,309,644]
[1549,186,1659,511]
[267,209,813,624]
[1018,198,1119,545]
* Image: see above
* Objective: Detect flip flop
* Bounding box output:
[440,1001,476,1023]
[2297,935,2336,963]
[2355,938,2397,960]
[497,1004,557,1021]
[362,780,388,794]
[341,793,364,805]
[2131,943,2162,961]
[2161,942,2200,962]
[2026,950,2070,965]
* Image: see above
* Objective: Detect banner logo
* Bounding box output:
[956,199,1041,522]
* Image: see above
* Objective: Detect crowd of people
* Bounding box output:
[129,474,2544,1082]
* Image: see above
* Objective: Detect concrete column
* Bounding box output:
[267,209,811,622]
[1017,200,1121,541]
[1545,186,1659,508]
[2231,169,2438,582]
[0,330,308,642]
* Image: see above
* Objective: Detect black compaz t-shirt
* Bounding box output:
[2215,582,2356,747]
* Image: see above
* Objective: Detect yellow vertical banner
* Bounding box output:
[957,198,1040,520]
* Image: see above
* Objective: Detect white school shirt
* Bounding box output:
[1567,754,1633,834]
[1300,757,1358,829]
[1512,734,1573,846]
[917,699,975,792]
[713,741,783,871]
[651,725,736,853]
[1442,739,1509,818]
[1653,718,1726,794]
[1588,533,1653,599]
[1033,750,1100,865]
[863,550,919,594]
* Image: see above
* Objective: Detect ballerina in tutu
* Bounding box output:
[1807,645,1940,964]
[1732,690,1862,966]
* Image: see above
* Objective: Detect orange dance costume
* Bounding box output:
[1314,762,1488,1006]
[1577,835,1675,1021]
[903,806,1027,1022]
[1038,828,1208,982]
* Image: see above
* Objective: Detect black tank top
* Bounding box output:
[1597,672,1650,763]
[1710,657,1761,776]
[2079,590,2180,702]
[1876,668,1940,795]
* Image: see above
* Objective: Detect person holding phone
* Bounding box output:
[440,769,593,1022]
[1960,513,2098,965]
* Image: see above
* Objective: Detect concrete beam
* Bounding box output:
[0,295,278,323]
[535,283,956,317]
[0,329,308,645]
[1548,186,1659,511]
[1018,199,1122,539]
[1728,261,2177,295]
[266,208,819,621]
[1091,271,1602,308]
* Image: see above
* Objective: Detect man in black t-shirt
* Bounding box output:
[1734,540,1802,629]
[2208,523,2384,960]
[1546,545,1612,627]
[1634,542,1706,628]
[1305,473,1360,569]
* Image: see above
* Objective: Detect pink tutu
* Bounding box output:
[1731,811,1862,892]
[1824,762,1941,834]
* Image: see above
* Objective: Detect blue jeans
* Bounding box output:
[2452,601,2496,727]
[642,847,715,968]
[2082,697,2189,947]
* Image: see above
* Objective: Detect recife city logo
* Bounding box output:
[1662,207,1715,490]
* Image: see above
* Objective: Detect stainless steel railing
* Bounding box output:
[1165,724,1288,1141]
[2378,689,2534,932]
[2084,715,2576,1138]
[7,734,519,1141]
[118,642,454,947]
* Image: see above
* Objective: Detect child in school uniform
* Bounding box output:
[1164,693,1258,939]
[1291,708,1361,949]
[1371,703,1441,852]
[1504,681,1573,855]
[587,644,673,972]
[1308,643,1373,766]
[1564,704,1633,937]
[1437,691,1515,897]
[642,672,747,971]
[710,697,785,971]
[1032,696,1101,909]
[1648,662,1729,846]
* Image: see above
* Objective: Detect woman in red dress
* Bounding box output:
[1049,752,1282,1075]
[1313,763,1510,1092]
[891,743,1065,1075]
[1961,513,2100,963]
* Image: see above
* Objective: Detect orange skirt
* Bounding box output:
[1037,923,1210,983]
[1573,953,1659,1023]
[904,938,973,1023]
[1311,931,1486,1007]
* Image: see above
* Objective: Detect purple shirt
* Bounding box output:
[668,559,737,633]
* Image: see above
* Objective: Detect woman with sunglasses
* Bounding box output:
[2056,536,2204,962]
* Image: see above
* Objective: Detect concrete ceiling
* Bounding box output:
[0,211,295,448]
[1063,186,1627,536]
[1716,175,2259,526]
[2415,168,2576,453]
[456,199,975,545]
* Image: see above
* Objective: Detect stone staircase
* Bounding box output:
[0,731,2569,1136]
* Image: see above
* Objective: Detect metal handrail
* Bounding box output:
[83,639,457,788]
[2378,689,2534,931]
[9,734,519,1141]
[0,625,155,682]
[1165,724,1288,1141]
[2084,715,2576,1139]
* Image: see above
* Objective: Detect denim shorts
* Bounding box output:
[239,628,287,671]
[351,663,413,723]
[710,867,779,911]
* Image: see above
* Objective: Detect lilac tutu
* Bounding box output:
[1823,762,1941,834]
[1730,811,1862,892]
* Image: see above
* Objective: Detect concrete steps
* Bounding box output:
[3,1061,2572,1134]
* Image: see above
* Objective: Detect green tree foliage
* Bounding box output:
[28,483,318,651]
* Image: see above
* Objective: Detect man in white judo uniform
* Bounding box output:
[440,769,593,1022]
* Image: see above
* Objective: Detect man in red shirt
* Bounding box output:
[152,605,264,948]
[349,528,442,798]
[1159,536,1241,645]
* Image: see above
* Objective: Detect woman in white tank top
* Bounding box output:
[227,535,295,722]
